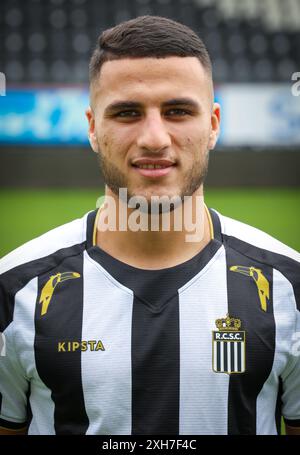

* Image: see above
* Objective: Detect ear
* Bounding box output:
[86,106,98,153]
[208,102,221,150]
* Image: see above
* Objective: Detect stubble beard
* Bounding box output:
[96,146,209,214]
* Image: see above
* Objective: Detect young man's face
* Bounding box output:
[87,56,220,203]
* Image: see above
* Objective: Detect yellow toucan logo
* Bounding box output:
[229,266,270,312]
[39,272,81,316]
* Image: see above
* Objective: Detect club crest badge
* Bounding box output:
[212,314,246,374]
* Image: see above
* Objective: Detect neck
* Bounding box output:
[95,186,212,269]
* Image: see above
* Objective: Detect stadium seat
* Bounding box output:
[1,0,299,84]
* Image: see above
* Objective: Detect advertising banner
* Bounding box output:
[0,84,299,146]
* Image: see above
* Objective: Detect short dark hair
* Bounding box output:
[89,15,212,85]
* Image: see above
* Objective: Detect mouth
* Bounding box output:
[131,159,176,178]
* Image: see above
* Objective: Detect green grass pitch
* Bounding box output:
[0,187,299,258]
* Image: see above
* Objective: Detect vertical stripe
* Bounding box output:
[241,343,245,372]
[213,341,217,371]
[216,342,221,372]
[179,246,229,435]
[234,343,238,372]
[225,245,275,434]
[82,252,133,435]
[237,343,242,372]
[13,279,55,435]
[227,343,231,373]
[223,342,228,372]
[0,278,52,431]
[220,342,224,372]
[131,294,180,435]
[275,378,283,435]
[256,270,297,434]
[34,252,89,434]
[231,343,235,373]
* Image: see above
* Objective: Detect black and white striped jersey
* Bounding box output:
[0,208,299,435]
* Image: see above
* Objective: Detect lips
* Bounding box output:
[132,159,176,178]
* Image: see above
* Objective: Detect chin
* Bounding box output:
[127,188,183,213]
[131,188,180,200]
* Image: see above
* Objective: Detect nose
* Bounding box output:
[136,110,171,152]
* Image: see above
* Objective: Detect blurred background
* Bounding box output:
[0,0,300,257]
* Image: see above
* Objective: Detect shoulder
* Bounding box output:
[0,211,91,278]
[214,209,300,265]
[0,211,93,331]
[211,209,300,308]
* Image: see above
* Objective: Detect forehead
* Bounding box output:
[92,56,212,106]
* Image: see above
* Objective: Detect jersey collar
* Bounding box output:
[87,205,223,250]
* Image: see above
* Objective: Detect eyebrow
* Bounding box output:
[163,98,200,109]
[104,98,201,115]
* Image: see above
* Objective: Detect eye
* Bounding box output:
[115,110,140,118]
[165,108,191,117]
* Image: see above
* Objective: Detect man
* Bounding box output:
[0,16,299,435]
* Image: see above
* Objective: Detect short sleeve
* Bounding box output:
[281,309,300,427]
[0,321,29,428]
